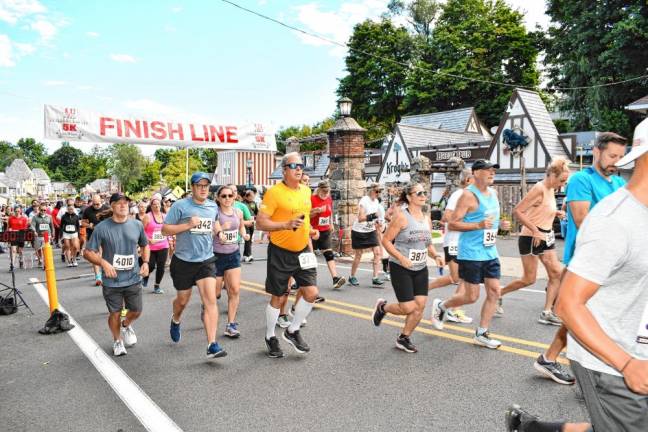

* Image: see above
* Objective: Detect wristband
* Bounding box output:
[366,213,377,222]
[620,357,633,373]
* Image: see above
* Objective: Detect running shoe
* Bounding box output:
[372,298,387,326]
[265,336,284,358]
[314,296,326,304]
[120,308,128,318]
[505,404,539,432]
[381,272,391,282]
[446,309,473,324]
[206,342,227,359]
[276,315,291,328]
[332,276,346,290]
[120,324,137,347]
[153,285,164,294]
[533,355,575,385]
[282,329,310,353]
[67,261,73,268]
[396,335,417,353]
[170,317,181,343]
[72,259,78,267]
[113,340,127,356]
[224,322,241,338]
[496,297,504,316]
[474,330,502,349]
[430,298,446,330]
[372,277,384,286]
[538,310,562,326]
[348,275,359,286]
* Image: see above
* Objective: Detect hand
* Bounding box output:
[399,257,413,269]
[139,263,149,278]
[243,233,251,242]
[556,210,566,219]
[101,260,117,279]
[310,229,320,240]
[623,359,648,395]
[532,228,543,247]
[479,218,494,229]
[434,255,445,268]
[285,217,304,230]
[188,216,201,228]
[313,207,322,214]
[218,232,227,243]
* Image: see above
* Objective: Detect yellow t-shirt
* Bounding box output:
[260,182,312,252]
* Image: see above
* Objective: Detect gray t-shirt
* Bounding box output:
[86,218,148,288]
[567,188,648,376]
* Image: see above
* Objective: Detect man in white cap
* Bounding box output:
[506,118,648,432]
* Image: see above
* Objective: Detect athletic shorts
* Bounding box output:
[443,246,458,264]
[214,250,241,277]
[312,230,332,251]
[518,232,555,256]
[169,255,216,291]
[571,360,648,432]
[62,232,79,240]
[265,242,317,297]
[389,262,429,302]
[10,240,25,248]
[102,282,142,313]
[32,235,47,250]
[351,230,379,250]
[457,258,501,284]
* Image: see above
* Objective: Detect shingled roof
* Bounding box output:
[32,168,50,181]
[397,124,488,151]
[626,94,648,113]
[400,107,475,132]
[5,159,33,181]
[516,89,569,159]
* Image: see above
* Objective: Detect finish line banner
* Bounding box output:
[44,105,276,151]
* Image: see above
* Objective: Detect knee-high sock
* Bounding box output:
[288,298,314,333]
[265,304,280,339]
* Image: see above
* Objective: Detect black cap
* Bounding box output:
[109,193,131,204]
[471,159,500,172]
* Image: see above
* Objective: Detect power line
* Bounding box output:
[220,0,648,92]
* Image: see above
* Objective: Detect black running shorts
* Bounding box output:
[169,255,216,291]
[312,229,332,251]
[389,262,429,303]
[518,234,555,256]
[265,242,317,296]
[351,230,379,250]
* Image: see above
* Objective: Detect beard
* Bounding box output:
[598,160,618,176]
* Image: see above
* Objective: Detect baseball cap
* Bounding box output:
[471,159,500,171]
[616,118,648,167]
[317,180,330,189]
[191,172,211,184]
[109,193,131,204]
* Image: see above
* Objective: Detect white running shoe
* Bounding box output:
[113,339,127,356]
[121,325,137,347]
[446,309,473,324]
[430,298,445,330]
[473,331,502,349]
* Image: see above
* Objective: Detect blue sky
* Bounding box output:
[0,0,548,155]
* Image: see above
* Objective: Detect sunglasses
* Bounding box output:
[284,163,305,170]
[411,190,428,197]
[219,194,234,198]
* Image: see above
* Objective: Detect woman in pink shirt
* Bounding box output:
[141,198,169,294]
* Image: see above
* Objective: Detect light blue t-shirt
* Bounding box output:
[458,185,500,261]
[165,197,219,262]
[563,167,626,265]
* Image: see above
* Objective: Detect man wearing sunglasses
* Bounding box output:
[256,152,319,358]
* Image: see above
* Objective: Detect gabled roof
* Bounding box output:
[32,168,50,180]
[626,94,648,113]
[397,124,487,150]
[5,159,33,181]
[0,172,18,188]
[400,107,475,132]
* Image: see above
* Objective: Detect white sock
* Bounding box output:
[288,298,313,333]
[265,304,280,339]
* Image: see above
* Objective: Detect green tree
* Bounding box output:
[337,19,414,135]
[75,146,109,189]
[276,117,337,152]
[154,148,174,166]
[196,149,218,174]
[16,138,48,169]
[161,150,204,189]
[0,140,24,171]
[386,0,440,40]
[107,143,146,193]
[544,0,648,136]
[133,159,163,192]
[47,142,83,181]
[404,0,540,127]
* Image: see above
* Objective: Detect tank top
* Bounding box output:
[389,208,432,271]
[458,185,500,261]
[213,208,240,254]
[520,181,557,235]
[144,212,169,251]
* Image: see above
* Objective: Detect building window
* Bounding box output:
[0,187,6,194]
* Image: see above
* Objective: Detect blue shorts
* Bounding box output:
[214,250,241,277]
[457,258,501,284]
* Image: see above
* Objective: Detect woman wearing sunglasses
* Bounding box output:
[213,185,250,338]
[372,182,444,353]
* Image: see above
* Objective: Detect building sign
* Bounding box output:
[435,149,472,161]
[421,146,489,163]
[377,140,412,184]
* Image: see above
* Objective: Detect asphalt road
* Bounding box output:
[0,238,589,432]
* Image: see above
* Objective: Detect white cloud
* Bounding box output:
[76,84,94,91]
[171,6,182,13]
[258,0,268,5]
[42,79,65,86]
[0,34,35,67]
[0,113,20,123]
[164,25,176,33]
[110,53,137,63]
[0,0,46,24]
[14,41,34,54]
[124,99,210,123]
[86,31,99,37]
[30,18,57,40]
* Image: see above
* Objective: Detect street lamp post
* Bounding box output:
[246,159,253,189]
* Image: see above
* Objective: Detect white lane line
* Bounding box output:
[30,278,183,432]
[320,264,546,294]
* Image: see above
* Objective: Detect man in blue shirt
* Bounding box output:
[163,172,227,359]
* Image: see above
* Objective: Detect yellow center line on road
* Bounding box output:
[240,281,568,364]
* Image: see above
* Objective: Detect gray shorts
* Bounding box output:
[572,360,648,431]
[102,283,143,313]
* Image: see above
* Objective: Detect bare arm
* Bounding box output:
[569,201,590,229]
[426,218,444,267]
[255,212,302,232]
[162,217,199,236]
[448,192,489,232]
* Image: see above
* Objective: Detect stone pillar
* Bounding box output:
[327,117,367,255]
[410,155,433,207]
[444,156,466,195]
[285,136,301,154]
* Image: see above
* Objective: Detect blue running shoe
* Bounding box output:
[170,317,181,343]
[206,342,227,359]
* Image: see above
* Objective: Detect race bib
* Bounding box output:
[545,231,555,247]
[190,218,213,235]
[447,242,458,256]
[483,229,497,246]
[222,230,238,245]
[318,216,331,227]
[408,249,428,265]
[151,230,165,242]
[112,254,135,271]
[39,223,49,231]
[65,225,75,233]
[298,252,317,270]
[636,302,648,344]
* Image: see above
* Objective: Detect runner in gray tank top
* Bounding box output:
[372,182,444,353]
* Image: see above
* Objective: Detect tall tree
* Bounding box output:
[47,142,83,181]
[544,0,648,136]
[16,138,48,169]
[386,0,440,41]
[0,140,24,171]
[107,143,146,193]
[337,19,414,137]
[75,146,109,189]
[161,150,204,189]
[405,0,540,127]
